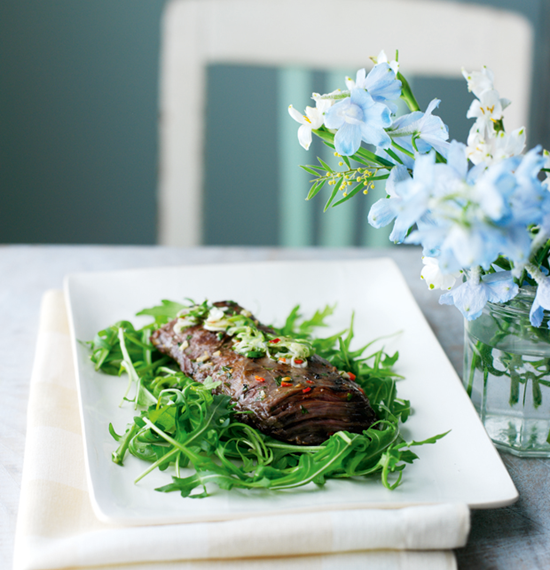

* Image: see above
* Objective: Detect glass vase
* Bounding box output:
[464,288,550,457]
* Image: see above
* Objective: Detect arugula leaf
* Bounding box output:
[136,300,187,325]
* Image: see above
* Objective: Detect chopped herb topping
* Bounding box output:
[247,351,264,359]
[172,300,314,367]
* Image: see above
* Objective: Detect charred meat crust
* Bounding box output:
[150,301,378,445]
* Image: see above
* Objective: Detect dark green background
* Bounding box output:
[0,0,547,245]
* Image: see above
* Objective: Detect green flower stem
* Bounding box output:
[312,128,394,168]
[466,342,481,397]
[481,366,489,423]
[509,362,520,406]
[525,262,545,284]
[532,377,543,408]
[533,237,550,267]
[355,146,395,168]
[398,72,420,112]
[391,141,415,159]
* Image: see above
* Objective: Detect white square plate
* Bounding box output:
[65,258,517,525]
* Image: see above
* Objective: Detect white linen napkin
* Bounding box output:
[13,290,470,570]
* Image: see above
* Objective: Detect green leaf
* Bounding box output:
[300,165,323,177]
[312,128,335,146]
[307,179,326,201]
[385,147,404,165]
[324,177,343,212]
[148,405,177,432]
[354,146,394,168]
[278,305,301,336]
[298,304,335,334]
[317,157,333,173]
[136,300,187,325]
[332,183,364,206]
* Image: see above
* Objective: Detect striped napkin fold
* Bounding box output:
[13,290,470,570]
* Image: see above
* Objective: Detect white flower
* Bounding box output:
[373,49,399,75]
[466,89,504,131]
[491,127,526,161]
[466,125,525,165]
[288,100,331,150]
[462,66,517,165]
[462,66,495,98]
[421,257,461,291]
[345,70,362,91]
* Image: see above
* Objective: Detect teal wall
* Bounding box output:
[0,0,547,245]
[0,0,165,244]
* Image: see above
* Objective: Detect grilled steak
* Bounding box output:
[151,301,377,445]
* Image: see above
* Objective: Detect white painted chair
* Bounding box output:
[158,0,533,246]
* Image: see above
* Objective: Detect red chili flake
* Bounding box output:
[302,387,312,394]
[358,387,365,394]
[269,338,281,344]
[294,359,304,364]
[348,372,356,381]
[306,380,314,384]
[279,357,287,363]
[281,381,293,387]
[255,376,265,383]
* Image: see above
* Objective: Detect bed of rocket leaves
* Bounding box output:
[87,301,446,498]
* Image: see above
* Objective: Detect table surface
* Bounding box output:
[1,244,548,570]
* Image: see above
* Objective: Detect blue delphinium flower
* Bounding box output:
[529,278,550,328]
[529,280,550,327]
[439,270,518,320]
[346,63,402,113]
[402,142,540,273]
[509,146,549,226]
[387,99,450,157]
[524,264,550,328]
[324,88,392,156]
[374,100,450,169]
[368,153,435,242]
